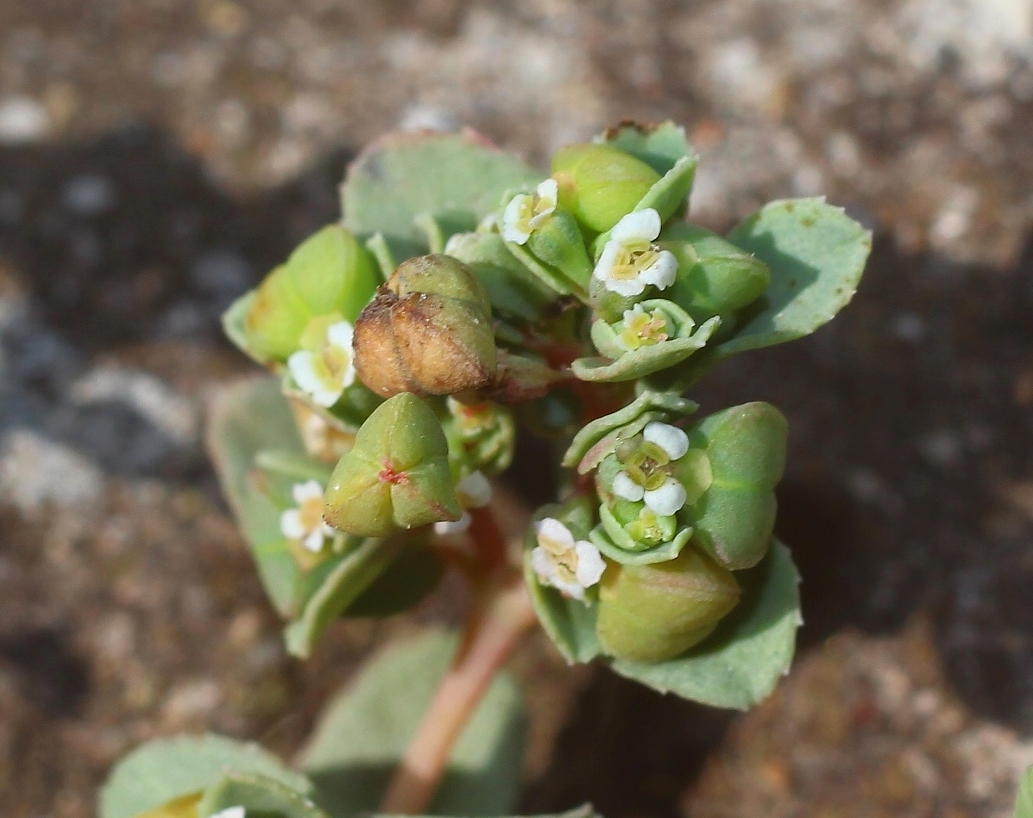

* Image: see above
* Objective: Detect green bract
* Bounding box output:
[552,142,661,233]
[683,402,788,570]
[596,547,741,662]
[239,224,378,363]
[324,392,461,537]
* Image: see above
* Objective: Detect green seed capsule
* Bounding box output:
[324,392,461,537]
[685,402,788,570]
[245,224,378,361]
[596,547,741,662]
[551,143,661,233]
[352,254,497,398]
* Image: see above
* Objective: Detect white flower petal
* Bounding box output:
[643,422,689,460]
[434,512,472,535]
[288,351,322,394]
[622,304,647,323]
[553,577,586,601]
[456,471,492,508]
[611,208,661,243]
[322,522,337,537]
[535,517,576,549]
[536,177,559,203]
[315,385,345,407]
[208,807,246,818]
[280,509,306,539]
[611,471,645,502]
[644,477,687,516]
[326,320,354,349]
[292,479,324,504]
[302,528,325,553]
[574,540,606,588]
[592,240,621,283]
[639,249,678,290]
[530,545,557,582]
[501,194,533,244]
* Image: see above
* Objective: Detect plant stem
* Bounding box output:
[378,569,537,815]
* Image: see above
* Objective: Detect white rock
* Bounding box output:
[0,429,103,512]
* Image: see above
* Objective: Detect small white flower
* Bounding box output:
[501,179,559,245]
[434,512,472,536]
[280,479,335,553]
[208,807,246,818]
[592,209,677,297]
[530,517,606,601]
[610,422,691,517]
[456,470,492,508]
[287,320,356,407]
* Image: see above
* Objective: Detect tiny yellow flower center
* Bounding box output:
[625,508,673,545]
[539,532,579,584]
[512,191,555,236]
[619,308,669,351]
[314,342,353,388]
[616,437,672,491]
[297,495,325,537]
[608,240,663,282]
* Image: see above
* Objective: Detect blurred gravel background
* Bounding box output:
[1,1,1033,816]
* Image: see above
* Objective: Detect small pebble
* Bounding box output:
[0,96,50,144]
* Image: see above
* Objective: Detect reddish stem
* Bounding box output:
[378,570,537,815]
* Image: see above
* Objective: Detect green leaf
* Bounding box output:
[100,734,312,818]
[284,535,410,659]
[198,772,329,818]
[1016,765,1033,818]
[342,131,540,263]
[208,378,308,617]
[608,539,801,709]
[298,630,526,818]
[719,197,872,355]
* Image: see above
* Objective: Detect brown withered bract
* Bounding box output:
[353,254,498,398]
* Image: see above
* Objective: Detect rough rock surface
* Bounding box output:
[1,1,1032,817]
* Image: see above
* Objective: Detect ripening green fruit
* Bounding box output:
[324,392,461,537]
[596,547,741,662]
[352,254,497,398]
[660,223,770,333]
[245,224,378,361]
[685,402,788,570]
[551,143,661,233]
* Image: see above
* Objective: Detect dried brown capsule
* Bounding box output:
[353,254,498,398]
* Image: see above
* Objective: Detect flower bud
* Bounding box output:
[596,547,740,662]
[660,223,770,334]
[684,402,788,570]
[245,224,379,361]
[551,143,661,233]
[352,254,497,398]
[324,392,461,537]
